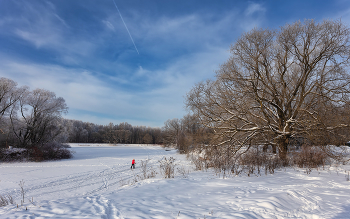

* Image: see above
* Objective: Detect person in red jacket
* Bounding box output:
[131,159,136,169]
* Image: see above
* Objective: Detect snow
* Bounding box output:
[1,144,350,218]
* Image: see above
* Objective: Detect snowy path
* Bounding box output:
[1,144,350,218]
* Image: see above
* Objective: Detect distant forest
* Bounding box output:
[64,120,163,145]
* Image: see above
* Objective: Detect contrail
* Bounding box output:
[112,0,139,55]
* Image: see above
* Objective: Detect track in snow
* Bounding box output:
[2,153,167,202]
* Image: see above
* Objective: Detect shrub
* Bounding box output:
[139,159,157,179]
[177,166,189,178]
[0,194,15,207]
[0,142,73,162]
[227,148,283,176]
[29,143,73,161]
[291,145,329,168]
[159,157,176,178]
[188,154,205,171]
[188,144,337,176]
[30,147,44,162]
[0,148,29,162]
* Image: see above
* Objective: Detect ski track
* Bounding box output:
[2,153,164,203]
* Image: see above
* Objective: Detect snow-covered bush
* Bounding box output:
[29,143,73,162]
[159,157,176,178]
[188,144,349,177]
[140,159,157,179]
[291,146,329,168]
[0,148,29,162]
[0,143,73,162]
[0,194,15,207]
[177,166,189,178]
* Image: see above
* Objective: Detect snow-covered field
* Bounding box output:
[1,144,350,218]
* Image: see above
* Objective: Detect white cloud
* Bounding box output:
[245,3,266,16]
[101,9,241,57]
[135,65,149,77]
[103,20,116,31]
[240,3,266,31]
[0,1,97,66]
[0,58,122,111]
[15,29,60,48]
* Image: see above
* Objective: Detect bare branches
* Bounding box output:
[0,78,28,123]
[186,19,350,161]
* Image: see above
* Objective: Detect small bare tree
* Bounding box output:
[19,179,25,204]
[186,19,350,163]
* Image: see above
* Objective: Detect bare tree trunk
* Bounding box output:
[262,144,268,152]
[277,137,289,165]
[272,145,277,154]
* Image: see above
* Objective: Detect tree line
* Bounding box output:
[63,120,163,145]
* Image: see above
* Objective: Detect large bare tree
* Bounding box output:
[186,20,350,161]
[10,88,68,148]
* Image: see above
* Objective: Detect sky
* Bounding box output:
[1,0,350,127]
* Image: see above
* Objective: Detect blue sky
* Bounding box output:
[1,0,350,127]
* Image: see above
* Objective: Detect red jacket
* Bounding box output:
[132,159,135,164]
